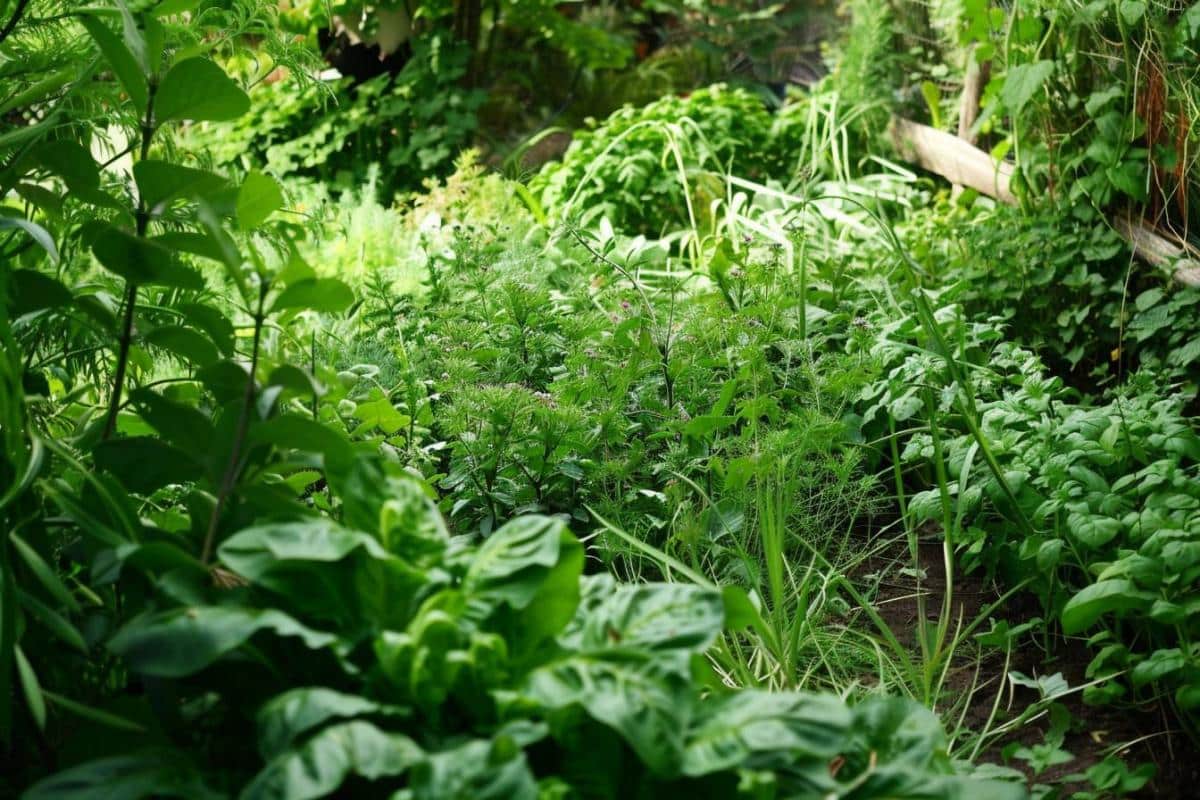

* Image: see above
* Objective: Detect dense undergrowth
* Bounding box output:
[3,1,1200,798]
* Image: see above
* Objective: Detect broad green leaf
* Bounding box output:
[133,160,228,213]
[1131,648,1186,687]
[562,579,724,654]
[218,519,428,629]
[152,231,227,264]
[681,690,849,777]
[92,226,204,289]
[250,415,353,463]
[175,301,234,355]
[129,388,215,455]
[237,170,284,230]
[524,651,689,775]
[108,606,337,678]
[682,414,735,439]
[79,15,148,110]
[22,750,220,800]
[407,734,540,800]
[93,436,203,494]
[9,269,72,316]
[257,688,407,759]
[1061,579,1154,634]
[267,365,322,397]
[465,516,579,609]
[1066,511,1122,548]
[34,140,100,192]
[1119,0,1146,24]
[155,58,249,123]
[351,395,410,435]
[197,359,250,404]
[271,278,355,314]
[1000,60,1055,116]
[242,721,422,800]
[143,325,221,367]
[472,516,583,655]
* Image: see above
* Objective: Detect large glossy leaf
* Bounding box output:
[133,160,228,213]
[407,732,541,800]
[256,688,409,760]
[23,749,219,800]
[561,578,724,654]
[91,226,204,289]
[218,519,429,629]
[680,690,851,778]
[108,606,337,678]
[155,58,249,123]
[465,516,583,653]
[465,516,576,609]
[524,650,691,775]
[241,721,422,800]
[1061,579,1155,634]
[93,436,203,493]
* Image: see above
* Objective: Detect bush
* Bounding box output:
[23,461,1023,800]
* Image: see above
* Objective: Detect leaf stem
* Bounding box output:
[201,281,268,564]
[102,82,157,440]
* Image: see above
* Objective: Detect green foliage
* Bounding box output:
[530,86,796,235]
[196,35,484,197]
[20,472,1020,799]
[899,200,1200,398]
[861,295,1200,727]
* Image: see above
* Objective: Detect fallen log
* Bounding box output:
[888,115,1200,288]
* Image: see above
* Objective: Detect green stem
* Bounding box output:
[201,282,268,564]
[102,83,157,440]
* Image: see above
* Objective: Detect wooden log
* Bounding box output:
[889,114,1200,288]
[890,115,1017,204]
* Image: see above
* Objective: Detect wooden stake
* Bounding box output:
[888,115,1200,288]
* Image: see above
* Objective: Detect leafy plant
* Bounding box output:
[21,462,1023,799]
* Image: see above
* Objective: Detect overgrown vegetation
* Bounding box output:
[3,0,1200,797]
